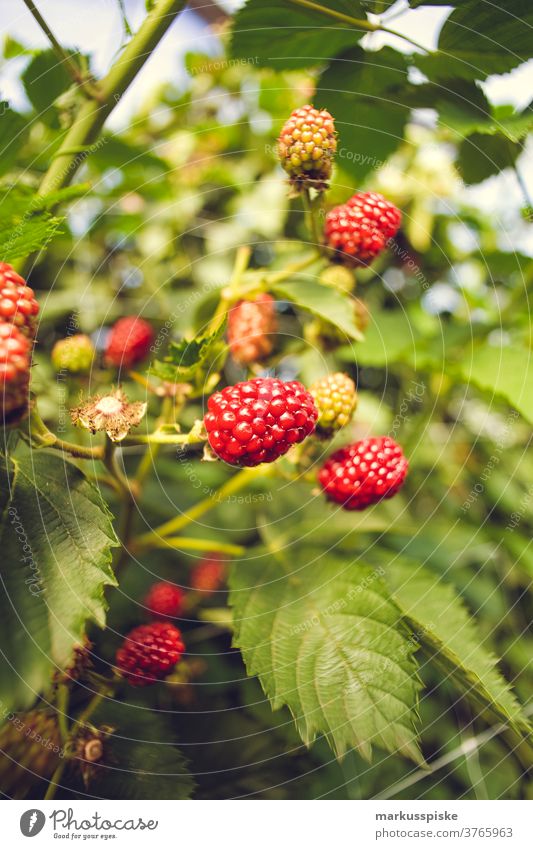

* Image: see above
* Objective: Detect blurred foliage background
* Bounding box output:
[0,0,532,800]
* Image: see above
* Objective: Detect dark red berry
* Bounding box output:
[0,323,32,416]
[324,192,401,266]
[318,436,408,510]
[204,377,318,466]
[104,316,154,368]
[190,553,227,594]
[115,621,185,686]
[0,262,39,338]
[144,581,184,619]
[228,294,277,365]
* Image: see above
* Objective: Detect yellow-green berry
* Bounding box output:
[277,105,337,193]
[51,334,95,374]
[319,265,355,294]
[310,372,357,437]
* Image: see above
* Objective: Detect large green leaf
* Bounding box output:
[458,343,533,425]
[315,48,411,180]
[151,319,227,383]
[230,548,423,762]
[272,279,364,341]
[230,0,369,69]
[385,561,532,738]
[417,0,533,81]
[0,446,118,713]
[457,133,523,185]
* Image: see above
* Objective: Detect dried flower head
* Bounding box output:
[70,388,146,442]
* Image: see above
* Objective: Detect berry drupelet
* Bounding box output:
[318,436,408,510]
[204,377,318,466]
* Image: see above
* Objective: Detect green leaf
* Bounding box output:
[230,0,369,69]
[417,0,533,81]
[0,184,88,262]
[230,548,423,762]
[457,133,523,184]
[0,446,118,714]
[458,343,533,424]
[385,561,532,738]
[151,320,227,383]
[0,106,28,177]
[315,47,411,180]
[21,49,74,122]
[65,700,195,799]
[272,278,364,341]
[338,309,420,366]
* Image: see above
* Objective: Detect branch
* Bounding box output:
[37,0,186,197]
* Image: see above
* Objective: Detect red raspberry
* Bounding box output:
[324,192,401,266]
[0,323,31,416]
[204,377,318,466]
[191,553,227,594]
[115,621,185,686]
[144,581,184,619]
[277,105,337,191]
[318,436,408,511]
[0,262,39,337]
[228,294,277,365]
[104,316,154,368]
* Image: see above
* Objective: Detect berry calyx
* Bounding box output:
[0,263,39,337]
[324,192,401,266]
[104,316,154,368]
[51,334,95,374]
[144,581,184,619]
[204,377,318,466]
[277,105,337,192]
[318,436,408,510]
[0,323,32,417]
[190,553,227,594]
[115,621,185,686]
[310,372,357,437]
[228,294,277,365]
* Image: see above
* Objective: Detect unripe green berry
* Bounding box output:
[319,265,355,294]
[51,334,95,374]
[309,372,357,437]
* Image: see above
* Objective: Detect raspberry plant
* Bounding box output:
[0,0,532,801]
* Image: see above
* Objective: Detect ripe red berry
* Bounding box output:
[190,553,227,594]
[228,294,277,365]
[115,621,185,686]
[144,581,184,619]
[0,323,32,416]
[0,263,39,337]
[318,436,408,510]
[104,316,154,368]
[204,377,318,466]
[324,192,401,266]
[277,104,337,192]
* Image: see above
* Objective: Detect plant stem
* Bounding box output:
[207,245,252,335]
[121,429,206,447]
[29,407,104,459]
[55,683,70,746]
[44,758,66,800]
[37,0,186,198]
[136,536,246,556]
[135,465,269,545]
[21,0,101,99]
[267,252,321,286]
[302,188,323,249]
[288,0,429,54]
